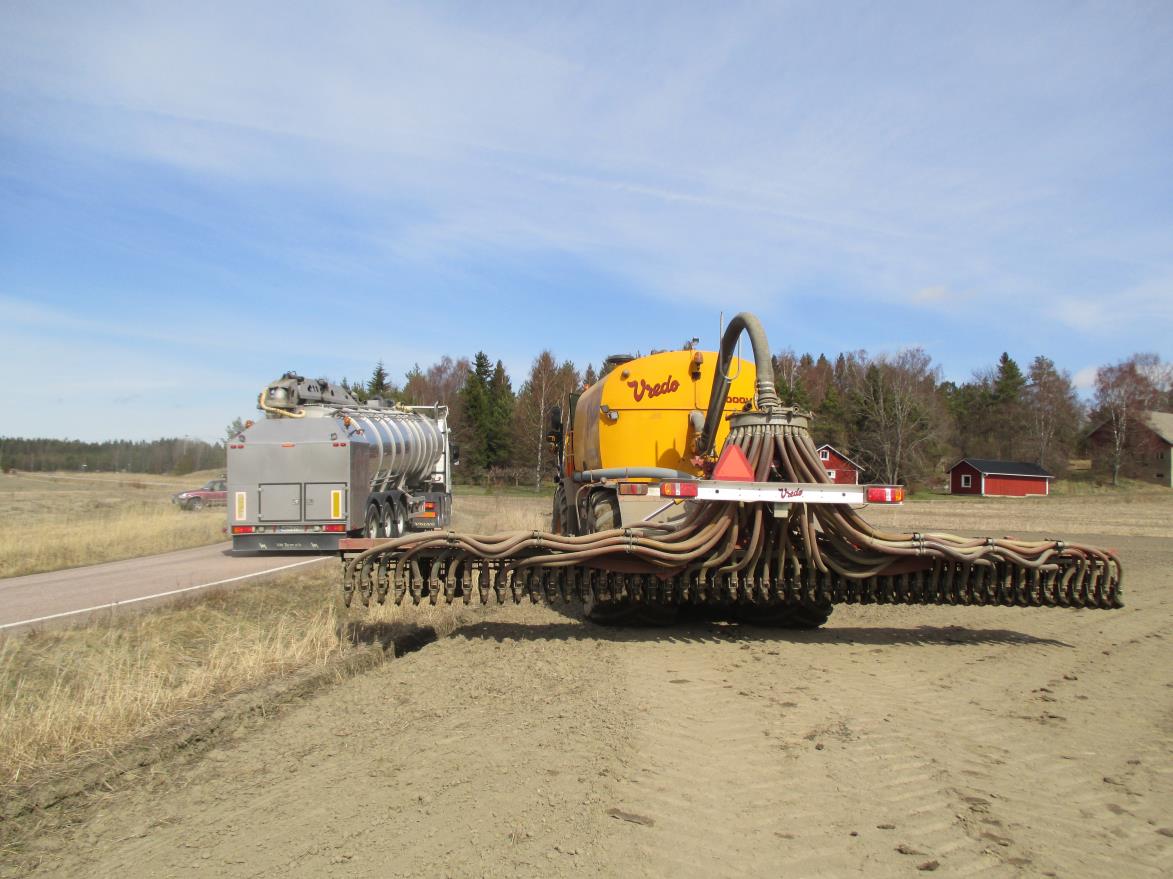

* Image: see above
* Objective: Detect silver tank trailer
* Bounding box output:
[230,382,453,552]
[345,408,445,490]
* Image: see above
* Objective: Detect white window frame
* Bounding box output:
[826,470,836,480]
[818,448,830,461]
[960,473,972,488]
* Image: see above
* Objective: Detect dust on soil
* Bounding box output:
[4,498,1172,878]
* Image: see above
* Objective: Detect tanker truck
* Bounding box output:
[227,373,453,552]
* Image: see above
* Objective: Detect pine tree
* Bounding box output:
[487,360,514,470]
[991,353,1027,458]
[368,360,390,398]
[459,353,494,474]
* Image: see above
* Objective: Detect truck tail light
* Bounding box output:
[661,481,698,498]
[323,524,346,532]
[232,526,255,534]
[866,486,905,504]
[618,482,648,495]
[424,501,436,511]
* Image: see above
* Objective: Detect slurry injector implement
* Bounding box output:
[339,313,1123,627]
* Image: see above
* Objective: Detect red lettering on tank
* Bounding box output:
[627,375,681,402]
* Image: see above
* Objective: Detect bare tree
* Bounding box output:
[1025,356,1081,473]
[846,348,945,487]
[513,352,579,491]
[1093,354,1165,485]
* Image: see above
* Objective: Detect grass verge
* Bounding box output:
[0,567,470,798]
[0,471,228,578]
[0,506,226,579]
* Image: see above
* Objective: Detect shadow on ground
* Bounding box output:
[449,616,1072,649]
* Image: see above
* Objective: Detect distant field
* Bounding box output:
[0,470,226,578]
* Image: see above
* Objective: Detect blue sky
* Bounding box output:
[2,1,1171,442]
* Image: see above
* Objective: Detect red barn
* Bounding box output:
[816,444,862,484]
[948,459,1053,497]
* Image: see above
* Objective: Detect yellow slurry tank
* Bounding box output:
[341,312,1123,629]
[571,350,757,476]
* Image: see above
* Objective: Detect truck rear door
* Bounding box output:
[258,483,302,522]
[304,482,347,522]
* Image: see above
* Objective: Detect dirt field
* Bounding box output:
[4,493,1172,877]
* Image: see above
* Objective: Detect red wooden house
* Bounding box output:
[948,459,1053,497]
[816,444,862,485]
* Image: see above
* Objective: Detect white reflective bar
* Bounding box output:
[648,481,869,505]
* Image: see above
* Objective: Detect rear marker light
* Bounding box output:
[281,442,295,448]
[618,482,649,496]
[424,501,436,511]
[661,481,699,498]
[866,486,905,504]
[232,526,255,534]
[323,524,346,533]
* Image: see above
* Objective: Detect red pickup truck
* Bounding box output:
[172,478,227,511]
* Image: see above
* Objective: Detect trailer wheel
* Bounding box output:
[364,503,382,538]
[383,501,405,538]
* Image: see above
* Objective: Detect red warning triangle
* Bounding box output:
[712,443,755,482]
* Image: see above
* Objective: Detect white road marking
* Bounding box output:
[0,557,329,631]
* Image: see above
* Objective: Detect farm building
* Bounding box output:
[816,444,861,484]
[948,459,1054,497]
[1087,410,1173,488]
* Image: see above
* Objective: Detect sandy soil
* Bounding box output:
[5,500,1172,878]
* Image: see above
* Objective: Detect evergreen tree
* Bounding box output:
[583,364,599,387]
[487,360,515,469]
[459,352,494,474]
[368,360,391,398]
[991,353,1027,458]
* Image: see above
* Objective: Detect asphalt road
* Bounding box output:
[0,543,331,633]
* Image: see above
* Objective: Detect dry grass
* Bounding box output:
[0,471,226,578]
[0,569,472,788]
[0,489,549,790]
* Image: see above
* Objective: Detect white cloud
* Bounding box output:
[1073,365,1098,391]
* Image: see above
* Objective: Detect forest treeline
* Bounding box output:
[0,437,222,476]
[4,346,1169,487]
[340,345,1170,489]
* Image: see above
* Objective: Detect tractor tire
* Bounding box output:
[584,595,679,627]
[737,600,833,629]
[585,490,620,532]
[551,484,572,535]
